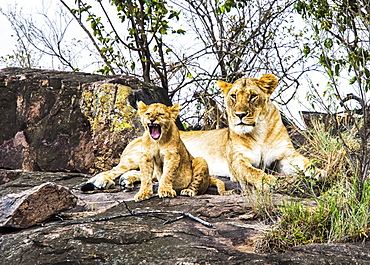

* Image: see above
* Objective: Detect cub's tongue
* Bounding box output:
[149,124,161,140]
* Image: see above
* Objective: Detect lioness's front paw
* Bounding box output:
[134,190,153,202]
[255,174,277,191]
[305,168,327,181]
[219,189,238,196]
[263,174,277,184]
[158,187,177,198]
[180,189,197,197]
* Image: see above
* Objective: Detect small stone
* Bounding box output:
[0,182,77,228]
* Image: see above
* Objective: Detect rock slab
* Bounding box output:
[0,182,77,228]
[1,170,369,264]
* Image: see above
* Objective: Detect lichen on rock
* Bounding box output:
[81,83,137,133]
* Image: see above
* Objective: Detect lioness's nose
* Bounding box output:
[235,113,247,119]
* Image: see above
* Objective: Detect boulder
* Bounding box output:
[0,68,174,173]
[0,182,77,228]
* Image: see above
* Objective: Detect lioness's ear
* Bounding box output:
[137,101,148,115]
[169,103,180,120]
[217,80,233,96]
[256,74,278,95]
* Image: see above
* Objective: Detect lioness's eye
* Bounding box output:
[145,112,151,116]
[250,94,258,101]
[158,113,165,116]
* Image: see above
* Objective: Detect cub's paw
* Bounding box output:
[180,189,197,197]
[134,190,153,202]
[81,174,115,191]
[158,187,177,198]
[119,170,141,191]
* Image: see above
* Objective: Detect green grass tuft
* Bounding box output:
[255,120,369,253]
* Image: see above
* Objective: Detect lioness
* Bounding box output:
[82,74,317,191]
[127,101,232,202]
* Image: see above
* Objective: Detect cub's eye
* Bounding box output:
[250,94,258,101]
[230,94,236,100]
[158,113,165,116]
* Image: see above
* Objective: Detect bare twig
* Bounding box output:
[59,0,116,74]
[62,201,215,228]
[163,215,185,225]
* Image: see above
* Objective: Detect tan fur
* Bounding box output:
[131,102,232,201]
[85,74,322,191]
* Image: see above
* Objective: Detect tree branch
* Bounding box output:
[61,201,215,228]
[59,0,116,74]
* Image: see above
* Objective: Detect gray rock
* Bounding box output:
[1,170,369,265]
[0,182,77,228]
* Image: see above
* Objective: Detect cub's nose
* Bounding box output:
[150,119,156,123]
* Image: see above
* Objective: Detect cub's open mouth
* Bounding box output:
[148,123,161,140]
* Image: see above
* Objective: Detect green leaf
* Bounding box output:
[176,29,186,35]
[327,69,333,79]
[159,27,167,34]
[100,47,107,54]
[324,38,333,50]
[168,10,181,20]
[303,44,311,57]
[90,21,97,29]
[130,62,135,71]
[334,64,340,76]
[364,68,370,78]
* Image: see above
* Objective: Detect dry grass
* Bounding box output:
[253,120,370,253]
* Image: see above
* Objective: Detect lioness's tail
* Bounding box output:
[209,177,235,195]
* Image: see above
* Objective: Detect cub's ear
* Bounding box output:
[169,103,180,120]
[217,80,233,96]
[256,74,278,96]
[137,101,148,115]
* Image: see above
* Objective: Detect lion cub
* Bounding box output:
[134,101,232,202]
